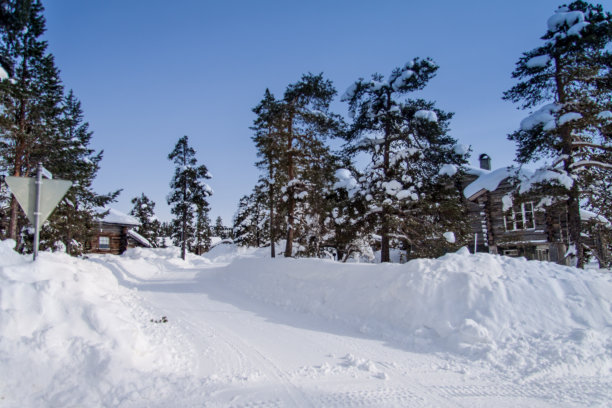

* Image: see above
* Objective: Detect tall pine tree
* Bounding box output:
[251,89,284,257]
[167,135,212,260]
[503,1,612,268]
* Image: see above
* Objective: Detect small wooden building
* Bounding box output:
[87,209,152,255]
[462,154,610,265]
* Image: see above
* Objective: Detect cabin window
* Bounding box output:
[503,249,519,257]
[504,202,536,231]
[99,236,110,250]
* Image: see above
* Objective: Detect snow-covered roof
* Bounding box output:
[464,166,489,177]
[127,229,153,248]
[464,165,574,200]
[463,167,516,199]
[101,208,140,226]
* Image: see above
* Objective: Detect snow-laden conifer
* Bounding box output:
[167,136,212,260]
[342,58,469,261]
[130,193,161,247]
[504,0,612,268]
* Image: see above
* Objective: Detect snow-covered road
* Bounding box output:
[2,242,610,407]
[101,252,609,407]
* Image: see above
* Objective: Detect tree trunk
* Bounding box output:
[284,109,295,258]
[567,184,584,267]
[269,173,276,258]
[555,55,585,268]
[380,91,392,263]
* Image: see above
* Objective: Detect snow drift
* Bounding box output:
[213,247,612,376]
[0,240,190,407]
[1,239,611,406]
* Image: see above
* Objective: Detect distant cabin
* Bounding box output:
[87,209,152,255]
[462,154,609,265]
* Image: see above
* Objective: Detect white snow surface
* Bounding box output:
[520,103,561,131]
[439,164,458,177]
[333,168,358,191]
[1,240,612,407]
[102,208,140,226]
[414,110,438,123]
[463,167,515,198]
[526,55,551,68]
[597,110,612,120]
[127,229,153,248]
[464,166,574,199]
[442,231,456,243]
[558,112,582,126]
[0,66,8,81]
[547,10,585,33]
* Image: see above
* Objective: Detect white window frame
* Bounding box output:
[503,202,536,231]
[99,236,110,250]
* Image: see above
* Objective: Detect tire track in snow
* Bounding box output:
[157,291,315,407]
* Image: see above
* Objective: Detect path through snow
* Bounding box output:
[1,242,611,407]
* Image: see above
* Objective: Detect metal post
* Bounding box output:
[33,163,42,261]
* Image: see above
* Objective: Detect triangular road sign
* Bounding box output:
[6,176,72,225]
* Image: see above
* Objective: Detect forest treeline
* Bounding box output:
[1,0,610,267]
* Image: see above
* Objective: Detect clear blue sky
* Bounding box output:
[42,0,579,224]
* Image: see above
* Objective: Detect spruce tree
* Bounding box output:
[503,1,612,268]
[232,186,267,248]
[40,91,119,254]
[167,135,212,260]
[342,59,469,262]
[193,202,212,255]
[213,216,225,238]
[130,193,161,247]
[0,0,65,243]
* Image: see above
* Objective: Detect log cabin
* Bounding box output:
[87,209,152,255]
[462,154,610,265]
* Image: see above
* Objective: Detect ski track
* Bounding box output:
[102,257,611,408]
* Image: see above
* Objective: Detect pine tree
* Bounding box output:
[193,203,211,255]
[250,77,341,257]
[0,0,65,244]
[342,58,469,262]
[129,193,161,247]
[232,186,267,247]
[40,91,119,254]
[213,216,225,238]
[503,1,612,268]
[167,135,212,260]
[251,89,284,257]
[279,74,341,257]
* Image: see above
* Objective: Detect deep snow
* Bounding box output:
[1,240,611,407]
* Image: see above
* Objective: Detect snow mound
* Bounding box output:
[220,249,612,375]
[0,240,191,406]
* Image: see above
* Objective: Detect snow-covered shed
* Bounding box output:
[87,209,152,255]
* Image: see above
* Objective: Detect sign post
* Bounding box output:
[5,163,72,261]
[32,163,43,260]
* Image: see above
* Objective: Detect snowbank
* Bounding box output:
[219,247,612,375]
[0,240,190,406]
